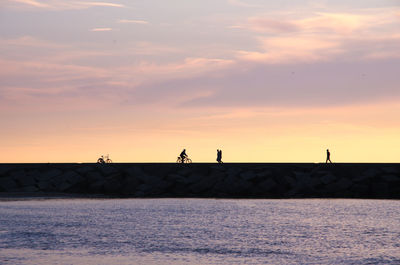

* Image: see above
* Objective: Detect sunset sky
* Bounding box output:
[1,0,400,163]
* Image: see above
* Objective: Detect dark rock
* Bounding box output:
[121,178,141,195]
[240,171,257,182]
[124,166,146,178]
[62,171,83,184]
[166,174,187,184]
[0,165,14,176]
[177,168,195,177]
[189,175,219,194]
[186,173,203,185]
[226,167,242,178]
[382,166,399,174]
[371,182,389,197]
[136,183,153,195]
[22,185,39,192]
[14,174,36,187]
[86,171,104,183]
[351,183,369,195]
[258,178,278,192]
[362,168,382,178]
[37,181,54,192]
[76,166,95,174]
[320,173,337,185]
[104,178,122,194]
[283,175,297,187]
[9,170,26,181]
[0,177,18,191]
[381,174,400,182]
[88,179,106,193]
[40,169,62,181]
[97,165,118,176]
[332,178,353,191]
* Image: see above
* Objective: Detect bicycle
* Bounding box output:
[176,156,192,163]
[97,154,112,164]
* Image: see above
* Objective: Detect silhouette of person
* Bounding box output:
[216,149,223,163]
[180,149,187,163]
[326,149,332,163]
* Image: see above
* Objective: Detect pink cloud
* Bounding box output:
[5,0,124,10]
[247,18,300,33]
[118,19,149,24]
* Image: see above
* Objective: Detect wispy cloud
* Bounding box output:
[227,0,259,8]
[11,0,49,8]
[5,0,124,10]
[90,27,113,32]
[118,19,149,24]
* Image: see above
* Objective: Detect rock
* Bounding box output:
[121,178,141,195]
[382,167,399,174]
[283,175,297,187]
[88,179,106,193]
[104,179,122,194]
[62,171,84,185]
[177,168,194,177]
[166,174,187,184]
[332,178,353,191]
[240,171,257,182]
[40,169,62,181]
[124,166,146,178]
[226,167,242,178]
[22,185,39,192]
[362,168,381,178]
[320,173,337,185]
[185,173,203,185]
[9,170,26,181]
[138,175,162,186]
[37,181,54,191]
[0,177,18,191]
[14,174,36,187]
[136,183,153,194]
[97,165,118,176]
[76,166,95,174]
[381,174,400,182]
[351,184,369,195]
[0,166,14,176]
[58,181,75,192]
[371,182,389,197]
[86,171,104,183]
[258,178,278,192]
[152,180,173,194]
[189,176,219,194]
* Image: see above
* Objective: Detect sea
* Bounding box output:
[0,198,399,265]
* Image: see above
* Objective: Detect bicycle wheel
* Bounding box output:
[106,159,112,163]
[176,157,182,163]
[97,158,104,163]
[185,158,192,163]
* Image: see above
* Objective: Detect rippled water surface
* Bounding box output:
[0,198,399,264]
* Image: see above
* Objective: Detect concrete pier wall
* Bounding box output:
[0,163,399,198]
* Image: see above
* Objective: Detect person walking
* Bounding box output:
[326,149,332,163]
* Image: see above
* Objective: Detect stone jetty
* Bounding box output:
[0,163,399,199]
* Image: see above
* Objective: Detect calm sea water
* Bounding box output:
[0,198,399,265]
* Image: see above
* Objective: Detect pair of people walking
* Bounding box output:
[216,149,223,164]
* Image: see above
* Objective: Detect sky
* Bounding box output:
[1,0,400,163]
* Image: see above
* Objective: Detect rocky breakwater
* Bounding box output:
[0,163,400,199]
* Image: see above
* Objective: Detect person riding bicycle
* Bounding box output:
[180,149,187,163]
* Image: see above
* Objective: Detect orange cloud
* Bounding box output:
[90,27,113,32]
[237,36,340,63]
